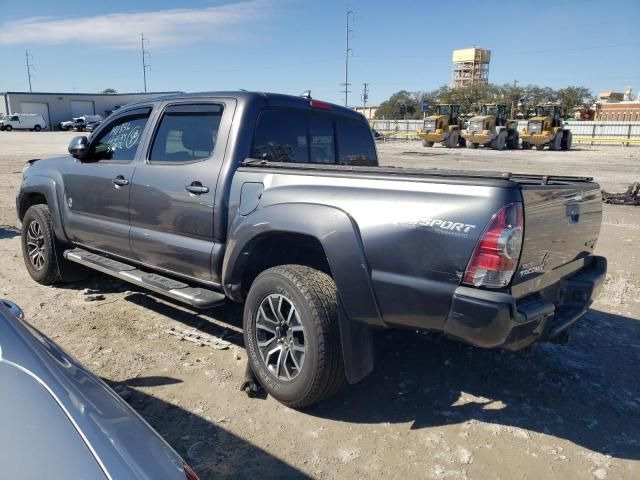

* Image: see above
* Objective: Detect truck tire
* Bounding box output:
[491,130,507,150]
[444,130,459,148]
[507,131,519,149]
[21,204,61,285]
[561,131,572,151]
[33,125,42,132]
[522,141,532,150]
[535,144,545,150]
[466,141,478,149]
[5,125,12,132]
[422,140,434,147]
[243,265,346,408]
[549,132,562,151]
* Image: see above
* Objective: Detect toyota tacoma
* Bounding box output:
[17,91,606,407]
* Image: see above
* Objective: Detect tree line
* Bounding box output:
[374,84,594,120]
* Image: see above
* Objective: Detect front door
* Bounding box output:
[128,102,228,283]
[62,107,152,258]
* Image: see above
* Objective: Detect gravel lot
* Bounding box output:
[1,132,639,479]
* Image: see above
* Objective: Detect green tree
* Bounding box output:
[374,90,419,119]
[555,86,594,116]
[101,88,117,94]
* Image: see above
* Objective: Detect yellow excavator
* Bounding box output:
[417,104,465,148]
[520,104,573,150]
[461,104,519,150]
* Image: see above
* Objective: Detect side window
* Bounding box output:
[336,118,377,166]
[251,110,308,163]
[309,115,335,164]
[91,109,150,162]
[149,104,223,163]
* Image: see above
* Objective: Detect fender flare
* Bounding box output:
[18,175,69,244]
[223,203,380,383]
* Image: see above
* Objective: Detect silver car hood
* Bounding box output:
[0,300,188,480]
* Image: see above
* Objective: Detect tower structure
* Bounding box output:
[452,47,491,88]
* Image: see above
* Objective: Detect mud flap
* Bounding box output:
[240,361,263,398]
[53,239,89,282]
[338,302,375,384]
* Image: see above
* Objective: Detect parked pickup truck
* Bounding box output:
[17,91,606,407]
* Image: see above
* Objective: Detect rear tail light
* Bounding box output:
[463,203,524,289]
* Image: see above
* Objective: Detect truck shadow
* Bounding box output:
[105,376,309,480]
[309,309,640,460]
[0,225,20,239]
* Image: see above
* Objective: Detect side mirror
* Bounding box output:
[68,136,89,159]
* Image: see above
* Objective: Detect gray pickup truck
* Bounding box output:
[17,91,606,407]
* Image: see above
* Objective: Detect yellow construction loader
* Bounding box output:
[520,104,573,151]
[417,104,465,148]
[461,104,519,150]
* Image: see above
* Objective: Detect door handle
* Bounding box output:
[185,182,209,194]
[112,176,129,187]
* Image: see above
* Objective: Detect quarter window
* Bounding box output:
[149,104,223,163]
[91,109,150,162]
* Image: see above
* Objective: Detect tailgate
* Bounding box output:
[512,181,602,298]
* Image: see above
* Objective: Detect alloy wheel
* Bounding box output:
[26,220,46,270]
[255,294,307,381]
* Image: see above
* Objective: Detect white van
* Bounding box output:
[0,113,47,131]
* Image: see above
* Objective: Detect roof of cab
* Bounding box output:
[125,91,364,121]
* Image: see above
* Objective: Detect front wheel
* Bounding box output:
[244,265,346,408]
[21,204,61,285]
[4,125,12,132]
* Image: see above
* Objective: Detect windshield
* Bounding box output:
[484,106,498,116]
[437,105,451,116]
[536,106,556,117]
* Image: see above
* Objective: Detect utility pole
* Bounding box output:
[511,79,519,119]
[341,9,354,107]
[25,50,35,92]
[361,82,369,118]
[141,33,151,93]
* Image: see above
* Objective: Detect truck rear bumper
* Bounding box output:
[444,255,606,351]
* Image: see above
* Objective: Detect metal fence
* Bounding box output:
[370,119,640,145]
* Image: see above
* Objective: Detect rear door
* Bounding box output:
[129,100,234,282]
[62,107,152,257]
[512,181,602,298]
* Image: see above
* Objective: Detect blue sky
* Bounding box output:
[1,0,639,105]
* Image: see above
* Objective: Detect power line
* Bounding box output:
[25,50,35,92]
[341,9,354,107]
[141,32,151,93]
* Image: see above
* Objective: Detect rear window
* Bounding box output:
[251,109,376,166]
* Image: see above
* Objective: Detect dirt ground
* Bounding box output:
[1,132,639,479]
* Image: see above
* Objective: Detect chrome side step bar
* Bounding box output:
[64,248,226,309]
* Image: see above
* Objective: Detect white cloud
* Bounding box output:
[0,1,269,49]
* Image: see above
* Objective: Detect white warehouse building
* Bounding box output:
[0,91,179,130]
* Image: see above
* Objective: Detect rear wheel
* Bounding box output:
[561,131,572,151]
[21,205,61,285]
[549,132,562,151]
[491,130,507,150]
[422,140,434,147]
[507,131,519,149]
[244,265,346,408]
[444,130,459,148]
[33,125,42,132]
